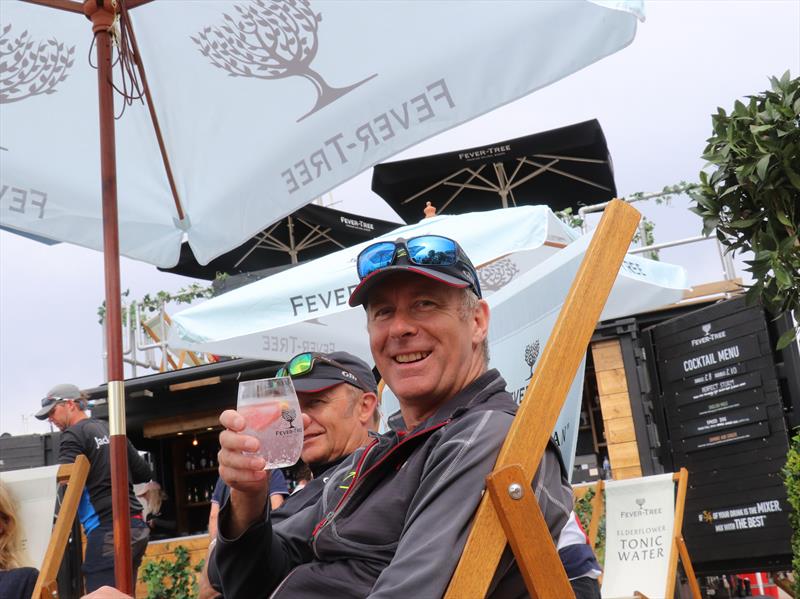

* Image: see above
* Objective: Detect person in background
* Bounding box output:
[0,481,38,599]
[34,384,152,593]
[134,481,176,540]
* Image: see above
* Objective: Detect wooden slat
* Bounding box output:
[606,441,640,470]
[33,456,90,598]
[445,199,641,599]
[604,417,637,444]
[144,409,228,438]
[597,392,632,420]
[590,340,624,372]
[595,368,628,396]
[169,376,221,392]
[612,465,642,480]
[682,279,742,300]
[665,468,689,599]
[486,465,574,599]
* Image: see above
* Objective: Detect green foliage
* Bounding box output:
[574,488,606,566]
[783,430,800,596]
[96,273,229,325]
[689,71,800,348]
[140,544,204,599]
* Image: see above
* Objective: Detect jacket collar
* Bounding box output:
[387,369,509,434]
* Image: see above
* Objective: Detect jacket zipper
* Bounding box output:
[310,419,451,554]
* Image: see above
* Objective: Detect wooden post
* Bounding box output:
[445,199,641,598]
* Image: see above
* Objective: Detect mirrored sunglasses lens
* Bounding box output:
[407,236,457,266]
[287,352,314,376]
[358,242,396,278]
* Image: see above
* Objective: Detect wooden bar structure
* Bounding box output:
[590,339,642,480]
[445,199,641,599]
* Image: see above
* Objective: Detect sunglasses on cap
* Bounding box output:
[356,235,480,295]
[277,352,370,390]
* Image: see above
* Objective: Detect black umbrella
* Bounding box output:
[371,119,616,223]
[159,203,400,280]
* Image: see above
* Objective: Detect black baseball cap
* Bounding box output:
[35,383,83,420]
[348,236,482,307]
[284,351,378,395]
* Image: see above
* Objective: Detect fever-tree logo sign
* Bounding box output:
[524,339,540,380]
[0,24,75,105]
[193,0,378,122]
[281,406,298,429]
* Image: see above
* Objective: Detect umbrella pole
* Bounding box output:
[84,1,134,593]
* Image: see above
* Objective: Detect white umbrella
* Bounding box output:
[169,206,688,475]
[1,0,643,267]
[0,0,642,588]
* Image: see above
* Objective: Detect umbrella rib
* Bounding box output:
[442,181,501,193]
[21,0,83,14]
[400,165,489,205]
[521,157,613,191]
[293,220,343,252]
[533,153,607,164]
[506,157,527,185]
[507,158,560,190]
[232,231,290,268]
[124,9,186,222]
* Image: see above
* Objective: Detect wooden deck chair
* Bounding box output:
[573,469,701,599]
[33,455,90,599]
[141,309,205,371]
[445,199,641,599]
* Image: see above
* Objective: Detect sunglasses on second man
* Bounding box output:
[277,352,371,392]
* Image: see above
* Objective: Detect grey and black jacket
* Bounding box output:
[215,369,573,598]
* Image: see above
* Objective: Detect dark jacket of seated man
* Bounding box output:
[214,370,594,598]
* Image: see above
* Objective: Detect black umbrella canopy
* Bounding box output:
[160,203,400,280]
[371,119,617,224]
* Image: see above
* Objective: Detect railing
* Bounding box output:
[578,194,737,282]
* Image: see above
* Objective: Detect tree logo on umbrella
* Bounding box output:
[524,339,540,380]
[0,24,76,105]
[193,0,378,122]
[477,257,519,292]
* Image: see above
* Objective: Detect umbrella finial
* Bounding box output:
[424,201,437,219]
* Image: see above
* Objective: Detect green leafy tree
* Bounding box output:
[140,545,204,599]
[690,71,800,348]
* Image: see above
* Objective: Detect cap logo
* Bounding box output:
[341,370,357,382]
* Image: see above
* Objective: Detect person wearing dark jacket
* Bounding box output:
[199,352,381,599]
[34,384,152,593]
[215,236,601,598]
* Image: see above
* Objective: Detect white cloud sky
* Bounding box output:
[2,0,798,435]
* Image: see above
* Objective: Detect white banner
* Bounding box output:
[0,465,60,568]
[602,473,676,599]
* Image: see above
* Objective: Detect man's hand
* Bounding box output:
[217,409,272,536]
[81,586,131,599]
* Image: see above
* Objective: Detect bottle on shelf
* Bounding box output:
[185,451,194,472]
[199,448,208,469]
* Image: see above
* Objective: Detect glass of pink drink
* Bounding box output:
[237,377,303,469]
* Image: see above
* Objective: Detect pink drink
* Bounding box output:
[237,377,303,469]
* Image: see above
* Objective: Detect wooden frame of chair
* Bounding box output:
[445,199,641,599]
[32,454,90,599]
[572,468,702,599]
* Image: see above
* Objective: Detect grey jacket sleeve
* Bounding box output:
[215,497,323,599]
[367,410,570,598]
[215,457,356,599]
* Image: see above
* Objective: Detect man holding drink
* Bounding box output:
[215,235,600,598]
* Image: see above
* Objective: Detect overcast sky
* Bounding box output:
[2,0,798,436]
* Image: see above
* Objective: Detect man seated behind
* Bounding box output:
[215,235,600,598]
[201,351,380,599]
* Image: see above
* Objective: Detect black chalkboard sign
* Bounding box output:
[645,296,791,573]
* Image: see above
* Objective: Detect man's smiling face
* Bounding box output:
[366,272,488,417]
